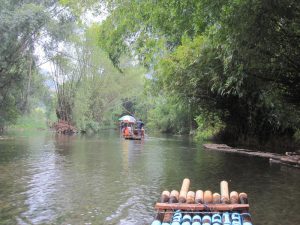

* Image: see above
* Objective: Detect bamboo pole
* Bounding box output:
[169,190,179,203]
[204,190,213,203]
[179,178,190,203]
[239,192,248,204]
[160,191,170,203]
[220,181,230,204]
[230,191,239,204]
[186,191,195,204]
[155,203,249,211]
[213,193,221,204]
[195,190,204,204]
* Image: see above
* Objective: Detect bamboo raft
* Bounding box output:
[123,129,143,140]
[151,179,252,225]
[124,135,142,140]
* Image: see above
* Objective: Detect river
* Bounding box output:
[0,131,299,225]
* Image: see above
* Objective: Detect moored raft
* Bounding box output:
[151,179,252,225]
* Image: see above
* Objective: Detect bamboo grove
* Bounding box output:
[1,0,299,152]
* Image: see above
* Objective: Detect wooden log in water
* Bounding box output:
[239,192,248,204]
[230,191,239,204]
[204,190,213,203]
[179,178,190,203]
[169,190,179,203]
[220,180,230,203]
[195,190,204,204]
[186,191,195,204]
[155,203,249,211]
[213,193,221,203]
[160,191,170,203]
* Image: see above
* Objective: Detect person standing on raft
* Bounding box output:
[136,119,145,137]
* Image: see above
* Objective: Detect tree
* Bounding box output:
[96,0,300,149]
[0,1,52,129]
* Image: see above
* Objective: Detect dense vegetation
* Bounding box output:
[0,0,52,129]
[1,0,299,151]
[96,0,300,150]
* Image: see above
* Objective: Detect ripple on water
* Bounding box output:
[1,132,300,225]
[105,184,159,225]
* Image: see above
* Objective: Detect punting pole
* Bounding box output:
[195,190,204,204]
[186,191,195,204]
[169,190,179,203]
[213,193,221,204]
[179,178,190,203]
[230,191,239,204]
[204,190,213,204]
[220,181,230,203]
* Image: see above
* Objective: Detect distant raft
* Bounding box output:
[151,179,252,225]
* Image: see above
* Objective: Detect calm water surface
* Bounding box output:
[0,131,299,225]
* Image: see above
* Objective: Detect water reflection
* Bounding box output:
[0,131,299,225]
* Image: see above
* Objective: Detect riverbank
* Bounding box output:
[203,144,300,168]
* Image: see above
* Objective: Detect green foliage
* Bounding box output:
[146,94,191,134]
[59,0,99,16]
[11,108,47,130]
[97,0,300,146]
[0,94,19,127]
[0,0,52,129]
[195,113,225,141]
[70,26,145,132]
